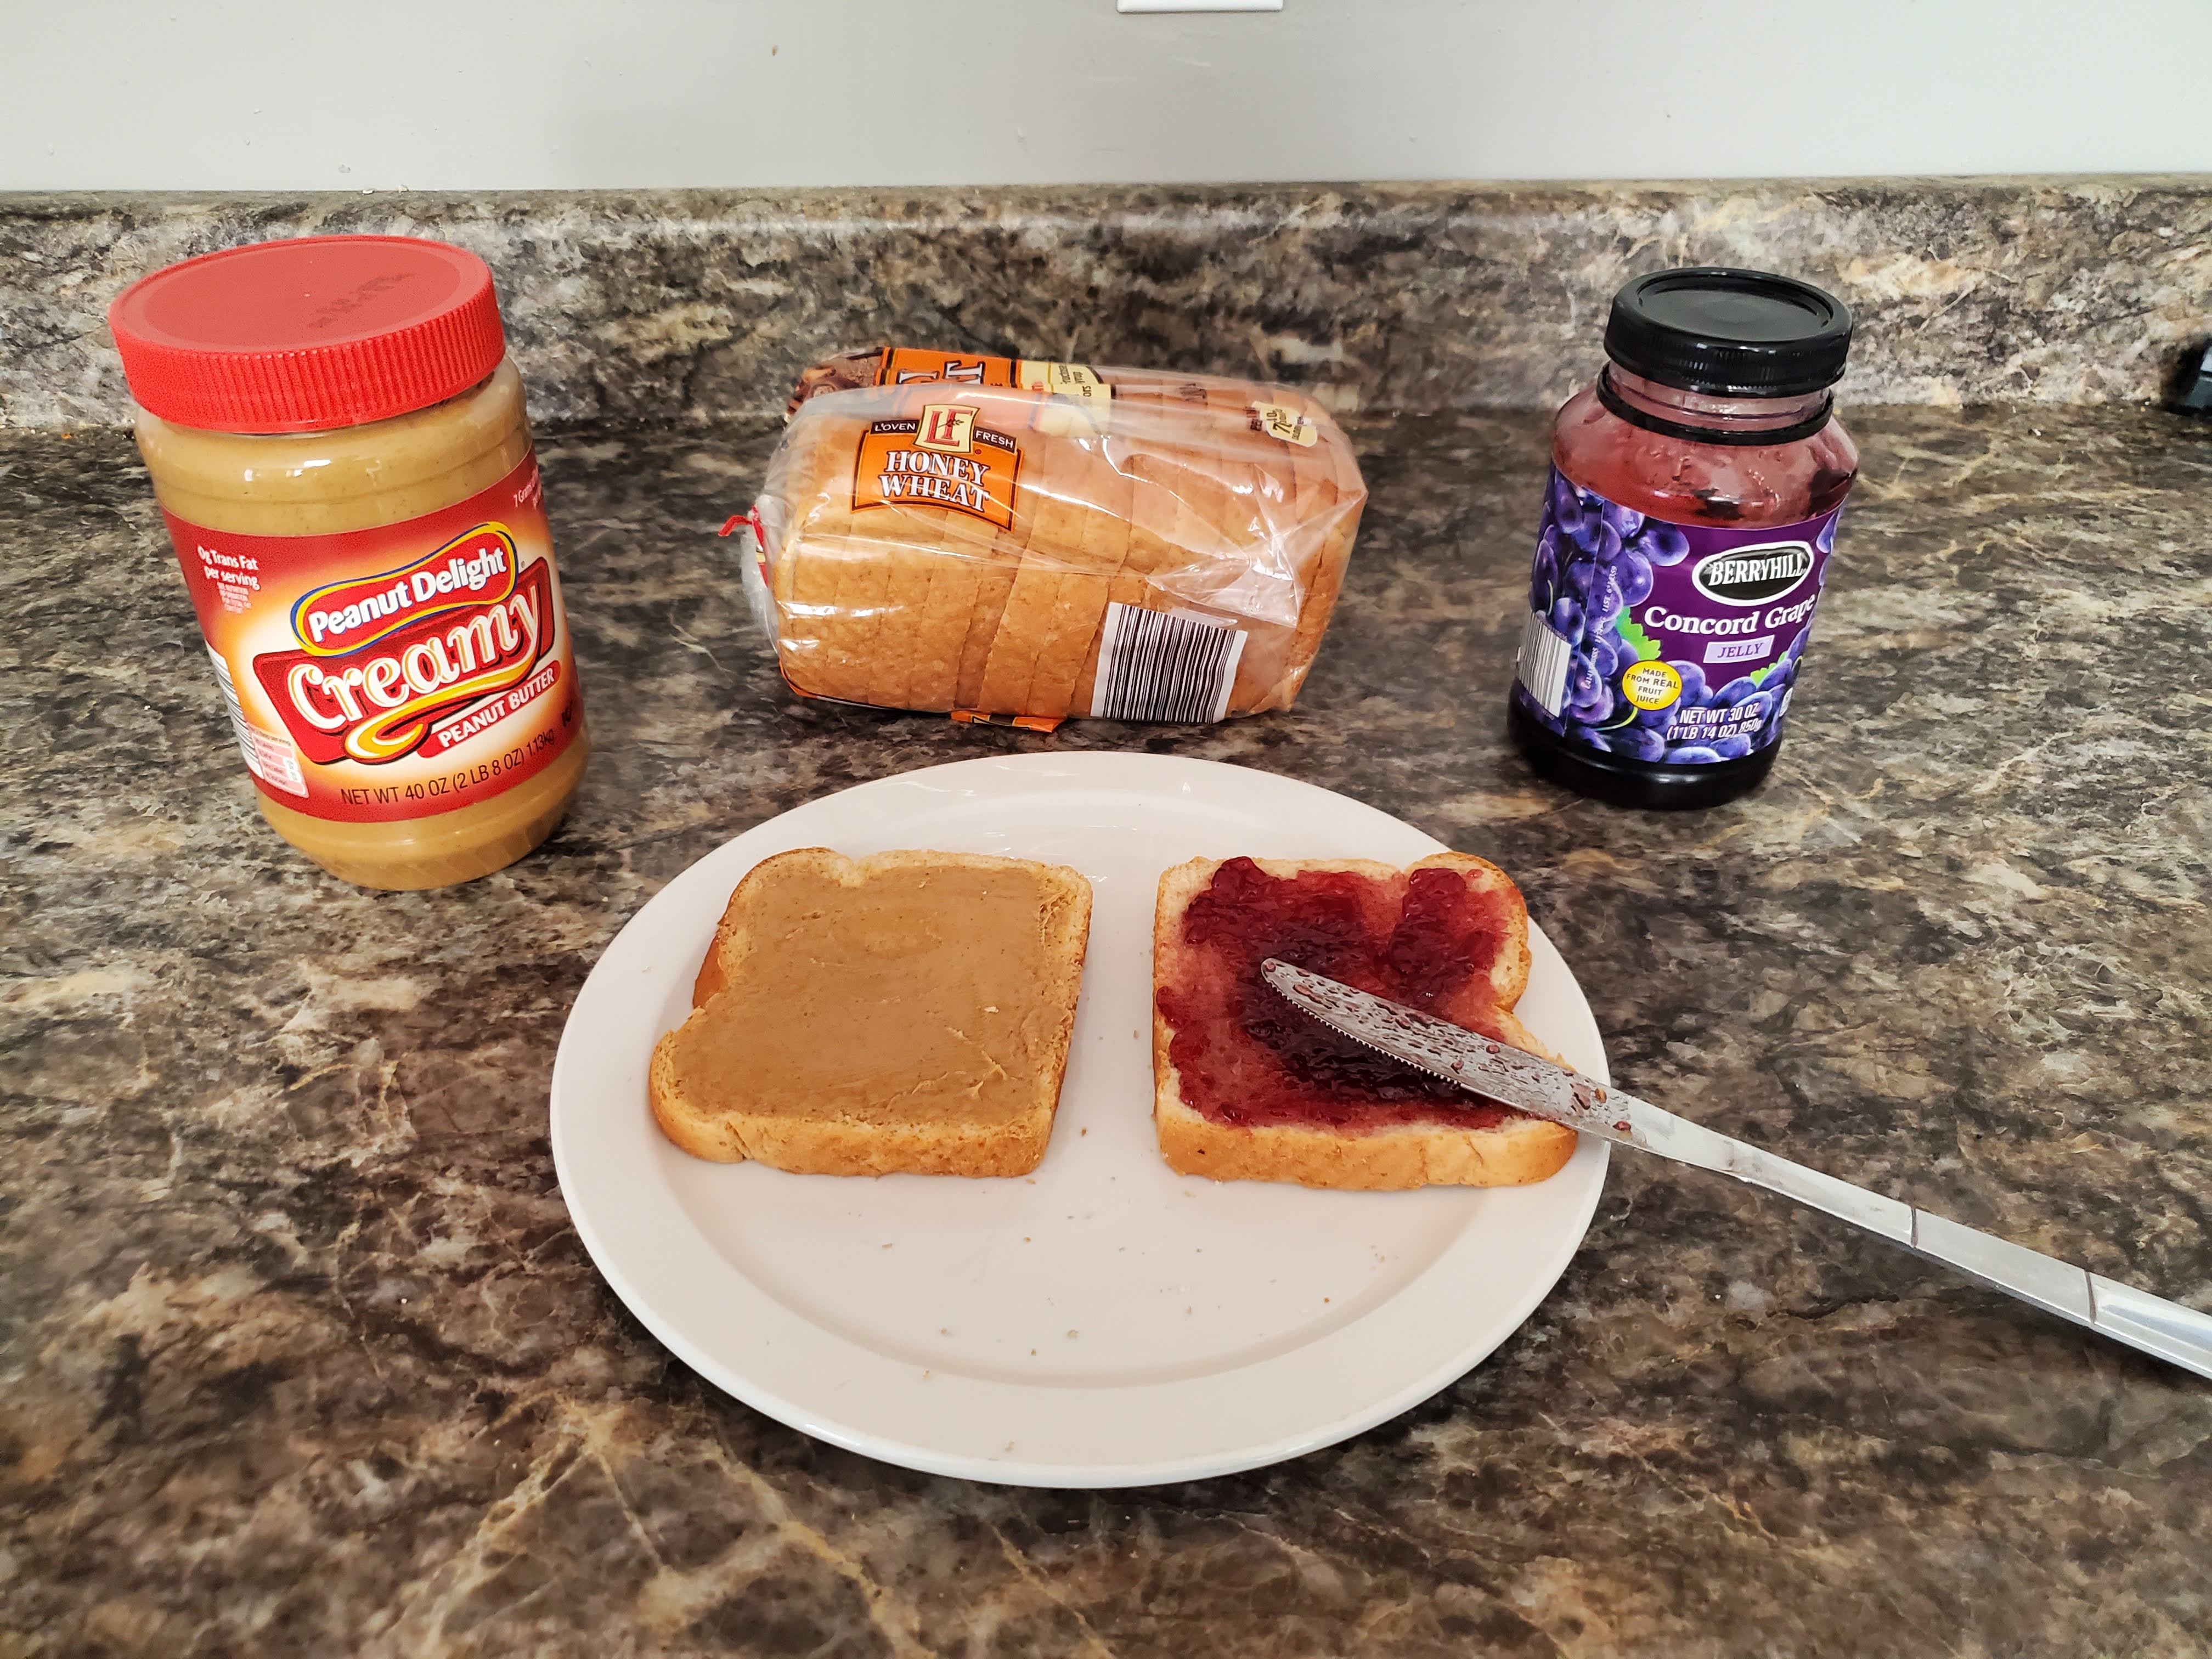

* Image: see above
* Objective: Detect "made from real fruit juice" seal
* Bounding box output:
[110,235,589,889]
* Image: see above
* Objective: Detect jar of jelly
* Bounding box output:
[1508,268,1857,809]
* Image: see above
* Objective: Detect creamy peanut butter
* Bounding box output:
[672,861,1074,1128]
[111,236,589,890]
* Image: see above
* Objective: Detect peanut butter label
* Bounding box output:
[852,416,1020,530]
[165,452,584,823]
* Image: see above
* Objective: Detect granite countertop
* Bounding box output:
[4,400,2210,1657]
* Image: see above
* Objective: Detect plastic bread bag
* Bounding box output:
[735,347,1367,724]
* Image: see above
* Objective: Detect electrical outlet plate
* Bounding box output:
[1119,0,1282,12]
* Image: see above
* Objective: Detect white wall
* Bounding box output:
[7,0,2209,190]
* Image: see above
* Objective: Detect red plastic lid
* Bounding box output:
[108,235,509,433]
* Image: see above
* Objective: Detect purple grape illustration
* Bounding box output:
[1517,471,1830,768]
[1611,725,1666,761]
[1568,679,1615,724]
[1643,522,1691,566]
[1616,550,1654,606]
[1667,661,1708,704]
[1588,563,1627,624]
[1553,479,1586,537]
[1565,652,1604,706]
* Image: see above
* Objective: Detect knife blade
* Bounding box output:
[1261,957,2212,1383]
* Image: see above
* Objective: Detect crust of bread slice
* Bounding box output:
[658,848,1093,1177]
[1233,389,1364,713]
[1074,387,1365,720]
[974,433,1128,718]
[1151,854,1576,1190]
[862,387,1016,709]
[649,1042,1063,1176]
[763,406,857,698]
[1023,447,1136,719]
[770,390,1007,708]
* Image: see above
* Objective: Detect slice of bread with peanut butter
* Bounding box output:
[651,848,1093,1177]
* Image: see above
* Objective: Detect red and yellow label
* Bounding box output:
[851,411,1021,530]
[165,452,584,823]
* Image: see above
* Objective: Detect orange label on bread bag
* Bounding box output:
[166,452,584,823]
[851,414,1020,530]
[880,348,1020,387]
[876,349,1109,430]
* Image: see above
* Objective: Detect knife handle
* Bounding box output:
[1643,1103,2212,1382]
[1910,1211,2212,1381]
[1255,957,2212,1385]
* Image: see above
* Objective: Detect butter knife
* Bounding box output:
[1261,958,2212,1382]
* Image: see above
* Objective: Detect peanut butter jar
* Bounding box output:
[110,235,590,890]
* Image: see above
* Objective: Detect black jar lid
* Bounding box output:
[1604,268,1853,397]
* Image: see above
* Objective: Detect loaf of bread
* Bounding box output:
[1152,854,1579,1190]
[749,348,1367,723]
[652,847,1093,1177]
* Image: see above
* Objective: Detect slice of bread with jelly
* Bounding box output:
[652,847,1092,1177]
[1152,854,1578,1190]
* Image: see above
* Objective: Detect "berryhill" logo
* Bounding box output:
[1690,541,1815,607]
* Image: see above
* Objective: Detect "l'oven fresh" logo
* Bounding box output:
[255,542,557,766]
[850,408,1021,531]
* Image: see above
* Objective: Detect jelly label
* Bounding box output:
[1513,467,1841,765]
[165,452,584,822]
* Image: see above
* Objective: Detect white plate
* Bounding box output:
[551,753,1609,1487]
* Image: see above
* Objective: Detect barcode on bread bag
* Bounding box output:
[1091,603,1247,723]
[206,647,307,796]
[1515,610,1571,718]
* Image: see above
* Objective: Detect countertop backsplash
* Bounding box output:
[4,176,2208,430]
